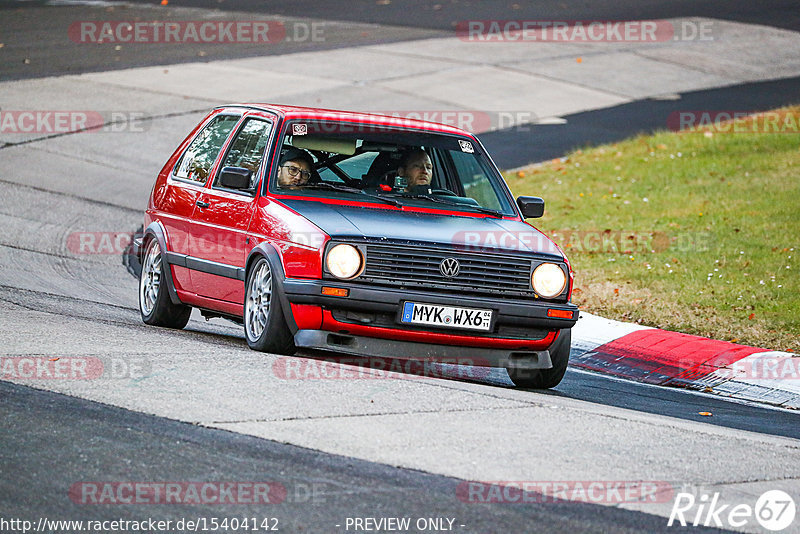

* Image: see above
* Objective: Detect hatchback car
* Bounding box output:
[135,104,578,388]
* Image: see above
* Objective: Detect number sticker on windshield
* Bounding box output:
[458,140,474,153]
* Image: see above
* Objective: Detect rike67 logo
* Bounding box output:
[668,489,796,531]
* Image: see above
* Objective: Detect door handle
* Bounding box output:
[196,200,210,208]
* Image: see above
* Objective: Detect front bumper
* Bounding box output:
[283,278,578,340]
[294,330,553,370]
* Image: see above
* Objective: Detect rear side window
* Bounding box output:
[317,151,381,183]
[174,114,239,183]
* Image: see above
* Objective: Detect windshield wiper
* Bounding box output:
[473,206,505,218]
[399,193,505,218]
[295,183,403,207]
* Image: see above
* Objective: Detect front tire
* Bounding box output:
[244,257,295,354]
[507,329,571,389]
[139,238,191,329]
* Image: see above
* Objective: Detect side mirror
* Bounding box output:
[219,166,253,190]
[516,196,545,218]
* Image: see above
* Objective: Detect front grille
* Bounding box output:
[360,243,535,298]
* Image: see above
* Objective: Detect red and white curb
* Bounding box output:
[571,313,800,409]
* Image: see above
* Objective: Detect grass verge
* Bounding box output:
[505,106,800,352]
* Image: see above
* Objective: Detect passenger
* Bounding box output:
[276,147,314,188]
[396,149,433,192]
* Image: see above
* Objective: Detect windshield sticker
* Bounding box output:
[292,123,308,136]
[458,140,474,153]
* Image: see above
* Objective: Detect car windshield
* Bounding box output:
[270,119,516,216]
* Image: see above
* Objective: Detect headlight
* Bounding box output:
[326,244,363,280]
[531,263,567,298]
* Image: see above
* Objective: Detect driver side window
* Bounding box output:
[214,118,273,190]
[449,149,506,211]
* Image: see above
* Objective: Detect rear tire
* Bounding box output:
[244,257,295,354]
[507,329,571,389]
[138,238,191,329]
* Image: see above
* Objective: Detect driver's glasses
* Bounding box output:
[281,165,311,180]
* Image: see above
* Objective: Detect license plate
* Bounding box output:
[400,301,493,332]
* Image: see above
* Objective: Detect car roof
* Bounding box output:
[222,103,474,137]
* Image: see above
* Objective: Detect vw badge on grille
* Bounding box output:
[439,258,460,278]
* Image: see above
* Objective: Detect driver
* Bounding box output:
[276,147,314,188]
[397,149,433,192]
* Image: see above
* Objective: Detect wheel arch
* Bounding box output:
[141,221,182,306]
[246,242,299,334]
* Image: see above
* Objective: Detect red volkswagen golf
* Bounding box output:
[135,104,578,388]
